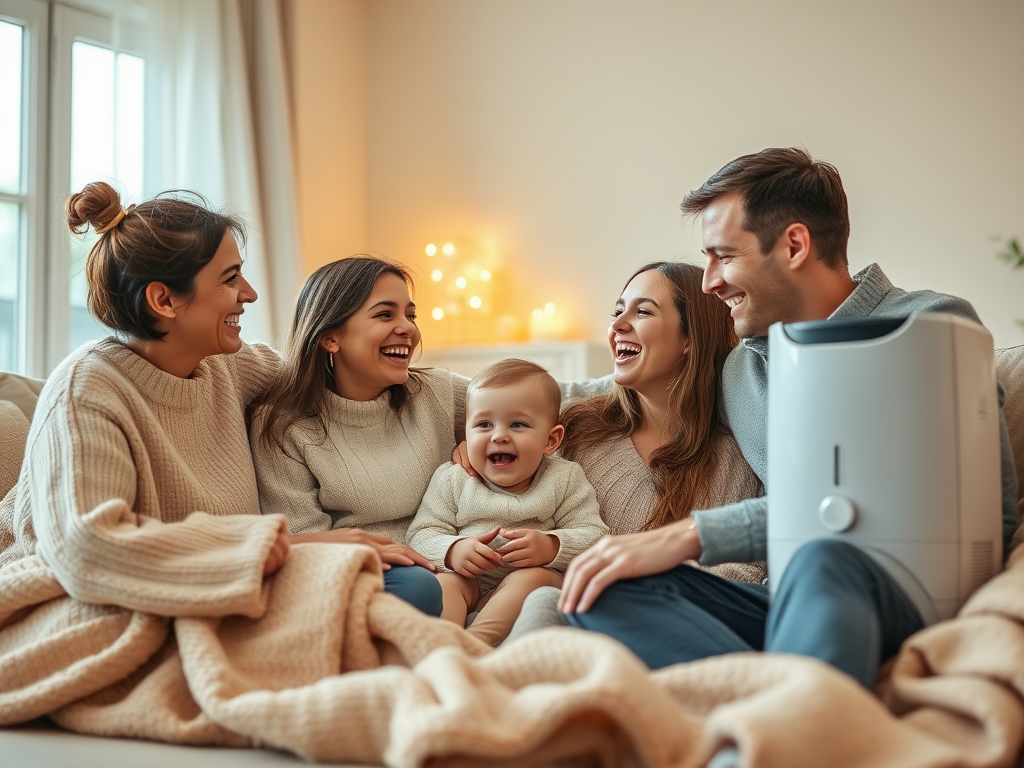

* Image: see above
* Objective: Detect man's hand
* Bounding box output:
[558,519,702,614]
[262,527,291,576]
[446,527,503,577]
[497,528,559,568]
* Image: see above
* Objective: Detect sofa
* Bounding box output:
[1,345,1024,766]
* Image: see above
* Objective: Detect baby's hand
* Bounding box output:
[497,528,560,568]
[446,528,504,577]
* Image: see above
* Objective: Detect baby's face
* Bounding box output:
[466,379,562,495]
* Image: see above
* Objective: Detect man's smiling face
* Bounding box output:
[700,191,796,339]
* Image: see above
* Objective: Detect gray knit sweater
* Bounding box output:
[694,263,1021,566]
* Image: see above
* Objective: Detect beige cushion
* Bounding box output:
[0,372,45,422]
[0,401,29,499]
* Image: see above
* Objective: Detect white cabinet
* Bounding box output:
[417,341,612,381]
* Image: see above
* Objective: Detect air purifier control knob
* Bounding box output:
[818,495,857,532]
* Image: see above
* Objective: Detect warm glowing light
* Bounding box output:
[442,243,455,256]
[455,276,468,289]
[425,243,437,257]
[431,269,443,281]
[469,295,482,309]
[480,269,491,281]
[532,308,544,320]
[544,302,556,315]
[431,307,444,320]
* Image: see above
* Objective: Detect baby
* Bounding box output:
[407,358,608,646]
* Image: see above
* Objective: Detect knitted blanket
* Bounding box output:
[3,540,1024,767]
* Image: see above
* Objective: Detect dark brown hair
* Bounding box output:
[680,147,850,270]
[560,262,736,530]
[468,359,561,425]
[66,181,247,340]
[252,256,422,452]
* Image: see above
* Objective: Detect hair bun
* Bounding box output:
[67,181,123,235]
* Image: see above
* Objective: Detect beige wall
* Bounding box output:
[294,0,1024,349]
[284,0,367,276]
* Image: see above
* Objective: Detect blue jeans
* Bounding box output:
[565,539,924,688]
[383,565,443,616]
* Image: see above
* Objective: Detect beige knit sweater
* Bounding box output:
[570,432,766,583]
[408,456,609,590]
[0,339,286,611]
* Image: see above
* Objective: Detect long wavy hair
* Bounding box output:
[559,262,737,530]
[251,256,422,452]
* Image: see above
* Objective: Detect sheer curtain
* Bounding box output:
[140,0,301,346]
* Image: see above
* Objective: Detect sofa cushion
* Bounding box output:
[996,346,1024,530]
[0,372,45,422]
[0,401,30,499]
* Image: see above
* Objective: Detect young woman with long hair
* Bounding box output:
[249,257,450,615]
[506,262,762,642]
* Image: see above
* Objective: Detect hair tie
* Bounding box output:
[94,204,135,235]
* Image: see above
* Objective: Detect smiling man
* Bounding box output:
[560,149,1020,714]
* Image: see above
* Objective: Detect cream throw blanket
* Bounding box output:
[3,537,1024,767]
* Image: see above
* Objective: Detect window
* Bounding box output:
[0,0,153,376]
[0,0,47,376]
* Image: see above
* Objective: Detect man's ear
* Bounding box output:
[320,333,340,354]
[144,282,177,320]
[545,424,565,455]
[782,222,812,272]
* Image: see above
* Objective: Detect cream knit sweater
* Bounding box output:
[0,339,286,613]
[570,432,766,583]
[408,456,609,590]
[250,369,468,544]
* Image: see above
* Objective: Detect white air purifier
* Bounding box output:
[766,312,1001,624]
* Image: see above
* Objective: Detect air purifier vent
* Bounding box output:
[971,541,995,592]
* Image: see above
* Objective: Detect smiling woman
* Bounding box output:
[248,256,456,615]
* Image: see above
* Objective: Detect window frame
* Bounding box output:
[0,0,48,377]
[47,1,150,373]
[0,0,154,376]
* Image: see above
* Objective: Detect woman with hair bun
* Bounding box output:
[0,179,289,623]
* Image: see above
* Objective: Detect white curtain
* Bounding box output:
[137,0,301,347]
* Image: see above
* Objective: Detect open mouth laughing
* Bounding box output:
[381,345,411,361]
[614,341,641,364]
[488,452,517,468]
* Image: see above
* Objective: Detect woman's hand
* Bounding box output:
[290,527,435,571]
[446,528,503,577]
[263,527,291,576]
[451,441,479,478]
[558,519,702,614]
[498,528,559,568]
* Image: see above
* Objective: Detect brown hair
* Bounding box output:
[680,147,850,270]
[252,256,422,452]
[560,262,736,530]
[468,359,561,425]
[66,181,247,340]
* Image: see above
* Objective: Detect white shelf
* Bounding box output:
[418,340,612,381]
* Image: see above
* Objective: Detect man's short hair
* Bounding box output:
[467,359,561,424]
[681,147,850,270]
